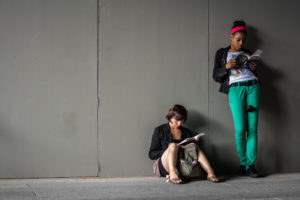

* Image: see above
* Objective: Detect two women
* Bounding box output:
[149,104,219,184]
[149,20,260,182]
[213,20,260,177]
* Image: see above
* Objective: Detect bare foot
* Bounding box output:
[207,174,219,183]
[169,171,182,184]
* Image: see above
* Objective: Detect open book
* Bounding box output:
[178,132,205,146]
[236,49,263,69]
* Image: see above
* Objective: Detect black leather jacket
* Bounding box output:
[213,46,257,94]
[148,123,193,160]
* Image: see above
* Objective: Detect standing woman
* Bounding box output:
[149,104,219,184]
[213,20,260,177]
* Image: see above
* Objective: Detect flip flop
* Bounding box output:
[207,175,219,183]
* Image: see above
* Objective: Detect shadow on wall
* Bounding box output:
[257,62,286,175]
[209,118,239,176]
[184,110,238,175]
[247,26,286,175]
[184,110,208,153]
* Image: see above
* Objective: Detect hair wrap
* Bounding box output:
[231,26,246,34]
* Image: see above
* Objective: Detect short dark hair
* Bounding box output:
[232,20,247,35]
[166,104,188,122]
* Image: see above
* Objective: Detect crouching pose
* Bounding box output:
[149,104,219,184]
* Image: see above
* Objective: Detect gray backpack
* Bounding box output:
[178,143,203,179]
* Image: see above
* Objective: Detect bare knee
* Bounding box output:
[168,143,178,151]
[197,149,203,154]
[197,149,206,159]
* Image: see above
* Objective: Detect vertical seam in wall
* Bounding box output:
[207,0,211,157]
[96,0,101,176]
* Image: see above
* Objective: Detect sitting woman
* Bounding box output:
[149,104,219,184]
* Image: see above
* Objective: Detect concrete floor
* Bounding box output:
[0,173,300,200]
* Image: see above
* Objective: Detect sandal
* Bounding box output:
[169,177,182,184]
[167,173,182,184]
[207,175,219,183]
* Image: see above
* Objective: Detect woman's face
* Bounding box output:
[169,118,183,129]
[230,32,247,51]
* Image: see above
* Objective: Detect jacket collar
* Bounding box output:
[163,123,183,141]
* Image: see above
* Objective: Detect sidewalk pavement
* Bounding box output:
[1,173,300,200]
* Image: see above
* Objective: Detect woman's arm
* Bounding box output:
[149,127,163,160]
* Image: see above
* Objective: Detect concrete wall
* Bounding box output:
[0,0,300,178]
[0,0,98,178]
[98,0,209,176]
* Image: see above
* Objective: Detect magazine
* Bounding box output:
[236,49,263,68]
[178,132,205,146]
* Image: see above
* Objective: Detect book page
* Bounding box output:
[178,132,205,146]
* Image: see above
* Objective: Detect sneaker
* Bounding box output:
[237,165,246,176]
[246,165,259,178]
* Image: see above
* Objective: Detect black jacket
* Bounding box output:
[148,123,193,160]
[213,46,257,94]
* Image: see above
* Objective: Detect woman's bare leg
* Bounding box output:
[161,143,182,183]
[197,149,219,182]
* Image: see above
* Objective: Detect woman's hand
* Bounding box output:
[248,62,257,71]
[226,58,237,69]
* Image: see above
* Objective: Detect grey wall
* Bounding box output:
[0,0,98,178]
[0,0,300,178]
[98,0,209,176]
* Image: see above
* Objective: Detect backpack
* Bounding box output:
[178,142,203,179]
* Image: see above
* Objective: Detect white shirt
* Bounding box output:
[227,51,258,85]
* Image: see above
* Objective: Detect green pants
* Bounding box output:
[228,82,260,168]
